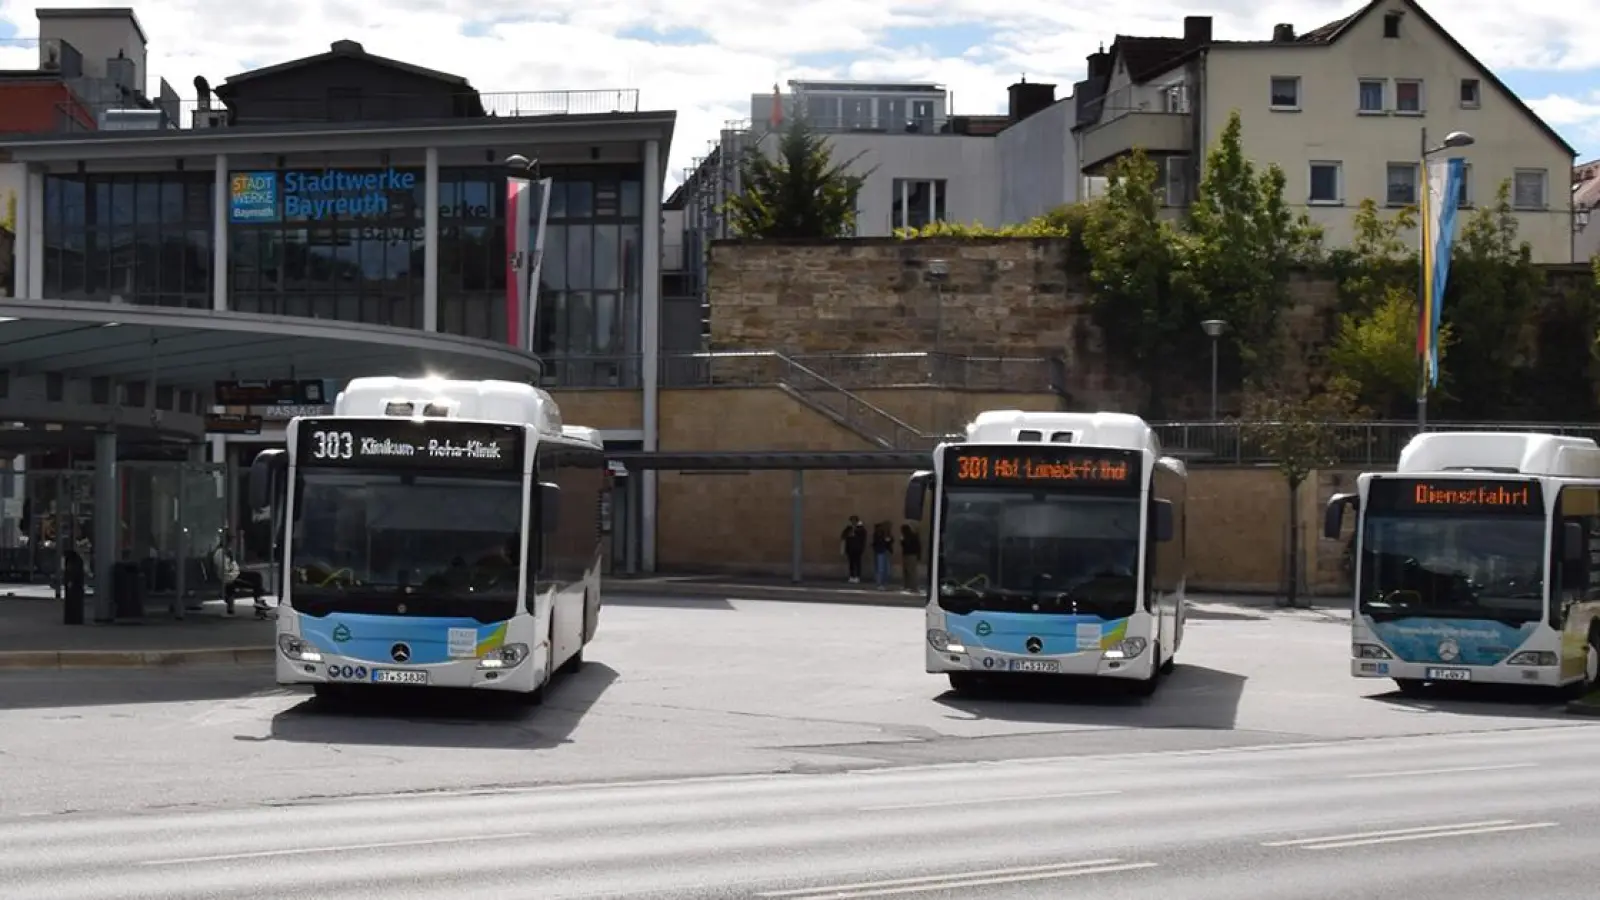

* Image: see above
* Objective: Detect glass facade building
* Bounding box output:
[38,163,645,362]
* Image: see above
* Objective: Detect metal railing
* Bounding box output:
[46,89,640,134]
[777,358,930,450]
[534,351,1063,393]
[1155,421,1600,465]
[1081,81,1191,127]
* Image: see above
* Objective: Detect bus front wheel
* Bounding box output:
[1129,644,1163,698]
[947,672,982,695]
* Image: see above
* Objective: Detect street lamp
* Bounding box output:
[1415,128,1474,431]
[1201,319,1227,421]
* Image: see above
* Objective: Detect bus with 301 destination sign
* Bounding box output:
[903,411,1186,696]
[248,376,606,704]
[1324,430,1600,697]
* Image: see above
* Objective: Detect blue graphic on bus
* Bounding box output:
[1367,617,1537,666]
[945,611,1130,655]
[299,613,507,664]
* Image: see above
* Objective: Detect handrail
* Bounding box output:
[779,355,932,449]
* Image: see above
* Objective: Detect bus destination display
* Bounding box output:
[296,418,522,471]
[1369,477,1542,513]
[947,446,1137,487]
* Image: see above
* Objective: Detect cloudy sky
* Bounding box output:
[1,0,1597,190]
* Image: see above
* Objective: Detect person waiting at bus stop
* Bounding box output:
[840,516,867,584]
[213,531,270,619]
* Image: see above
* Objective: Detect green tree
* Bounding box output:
[895,203,1095,270]
[724,119,869,238]
[1240,375,1368,608]
[1079,149,1189,414]
[1177,110,1323,382]
[1327,286,1452,416]
[1438,180,1543,418]
[1333,199,1417,313]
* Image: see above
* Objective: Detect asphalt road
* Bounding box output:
[0,596,1581,821]
[3,723,1597,899]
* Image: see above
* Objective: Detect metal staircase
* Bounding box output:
[773,355,936,450]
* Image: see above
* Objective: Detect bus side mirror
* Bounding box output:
[1324,493,1356,540]
[539,482,561,534]
[904,470,932,521]
[1564,522,1586,564]
[248,449,286,510]
[1152,499,1174,542]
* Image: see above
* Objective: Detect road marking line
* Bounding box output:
[1262,820,1512,846]
[756,859,1129,897]
[1298,822,1557,850]
[858,789,1121,812]
[772,863,1160,899]
[1262,820,1557,850]
[1344,763,1538,779]
[139,831,541,865]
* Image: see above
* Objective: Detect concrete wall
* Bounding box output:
[995,99,1078,224]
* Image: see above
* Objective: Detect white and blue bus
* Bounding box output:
[904,411,1187,696]
[249,376,606,703]
[1325,430,1600,696]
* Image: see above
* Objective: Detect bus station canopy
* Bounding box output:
[0,298,542,387]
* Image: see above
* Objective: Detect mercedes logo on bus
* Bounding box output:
[1025,636,1043,655]
[391,643,411,663]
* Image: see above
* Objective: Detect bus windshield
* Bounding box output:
[937,489,1141,617]
[1358,513,1546,623]
[290,470,524,603]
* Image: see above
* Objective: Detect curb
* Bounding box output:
[604,580,1349,615]
[0,647,273,670]
[605,580,926,608]
[1567,700,1600,718]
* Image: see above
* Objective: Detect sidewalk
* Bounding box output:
[0,583,276,669]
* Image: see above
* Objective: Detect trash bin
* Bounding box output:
[62,550,85,626]
[111,561,143,620]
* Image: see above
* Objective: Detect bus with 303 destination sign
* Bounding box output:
[903,411,1187,696]
[248,376,606,704]
[1324,430,1600,697]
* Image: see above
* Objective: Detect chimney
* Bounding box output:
[1183,15,1213,45]
[1272,23,1296,41]
[1007,78,1057,123]
[1086,44,1111,80]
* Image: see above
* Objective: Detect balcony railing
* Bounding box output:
[45,89,641,134]
[1155,421,1600,466]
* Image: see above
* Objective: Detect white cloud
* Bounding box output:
[0,0,1596,187]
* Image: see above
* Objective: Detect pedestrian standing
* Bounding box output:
[840,516,867,584]
[900,523,922,593]
[871,521,894,590]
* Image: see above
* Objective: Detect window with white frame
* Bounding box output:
[1270,76,1300,110]
[1358,79,1385,113]
[1309,161,1342,204]
[891,178,948,230]
[1386,162,1418,206]
[1513,169,1547,209]
[1395,79,1423,113]
[1455,163,1472,208]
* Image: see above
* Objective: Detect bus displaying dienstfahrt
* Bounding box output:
[1326,430,1600,696]
[249,376,606,703]
[904,411,1187,696]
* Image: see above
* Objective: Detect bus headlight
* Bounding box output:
[478,643,529,669]
[1353,643,1393,659]
[927,630,966,654]
[1102,637,1147,660]
[278,635,322,663]
[1506,651,1557,667]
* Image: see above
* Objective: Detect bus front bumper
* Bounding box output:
[275,636,544,692]
[926,642,1154,680]
[1352,657,1563,687]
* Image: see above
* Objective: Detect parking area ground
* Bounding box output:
[0,595,1577,819]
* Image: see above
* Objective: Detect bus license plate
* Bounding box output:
[1425,667,1471,681]
[1009,659,1060,674]
[371,669,429,685]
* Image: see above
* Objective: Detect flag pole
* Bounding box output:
[1416,126,1429,432]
